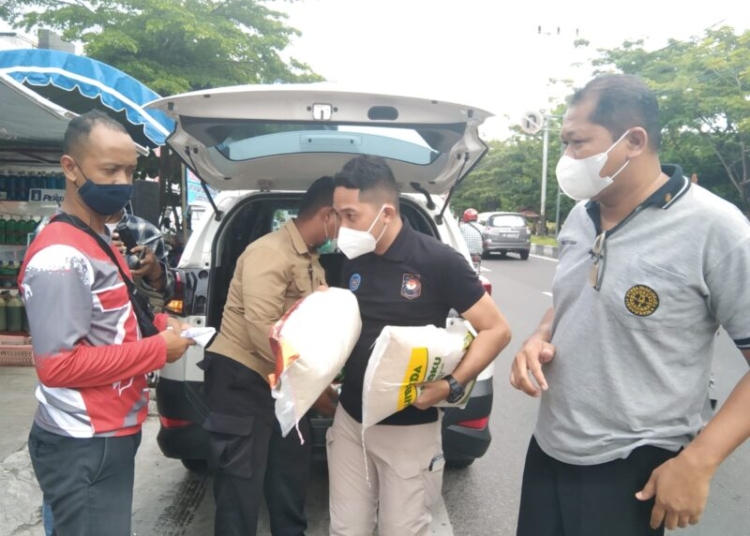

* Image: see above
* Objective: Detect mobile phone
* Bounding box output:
[115,224,139,253]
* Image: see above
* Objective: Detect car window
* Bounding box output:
[272,208,298,232]
[488,215,526,228]
[179,118,468,166]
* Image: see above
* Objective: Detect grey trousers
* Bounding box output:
[28,422,141,536]
[327,407,444,536]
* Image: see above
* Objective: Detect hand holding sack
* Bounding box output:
[269,288,361,440]
[361,318,476,430]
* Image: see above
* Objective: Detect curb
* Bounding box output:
[531,244,559,259]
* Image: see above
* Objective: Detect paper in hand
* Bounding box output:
[180,327,216,347]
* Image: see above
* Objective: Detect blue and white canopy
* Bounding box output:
[0,48,174,148]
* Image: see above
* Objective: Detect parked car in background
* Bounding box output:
[478,211,531,260]
[147,84,499,471]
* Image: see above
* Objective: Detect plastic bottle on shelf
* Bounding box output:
[6,293,23,333]
[6,217,16,247]
[0,290,6,332]
[7,176,15,201]
[13,176,23,201]
[26,218,39,243]
[0,216,5,245]
[15,216,26,245]
[23,217,35,245]
[3,261,15,288]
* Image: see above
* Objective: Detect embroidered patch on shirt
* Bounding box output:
[401,274,421,300]
[624,285,659,317]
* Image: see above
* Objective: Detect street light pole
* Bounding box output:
[540,114,549,235]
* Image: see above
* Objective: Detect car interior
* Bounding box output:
[205,193,438,330]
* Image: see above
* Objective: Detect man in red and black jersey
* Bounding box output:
[19,110,194,536]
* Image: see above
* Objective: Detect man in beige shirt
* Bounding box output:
[201,176,338,536]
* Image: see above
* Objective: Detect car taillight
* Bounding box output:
[159,416,193,428]
[480,275,492,295]
[165,300,184,315]
[166,271,185,314]
[458,416,489,430]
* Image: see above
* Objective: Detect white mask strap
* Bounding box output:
[604,129,630,155]
[366,204,388,233]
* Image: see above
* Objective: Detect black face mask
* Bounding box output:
[73,161,133,217]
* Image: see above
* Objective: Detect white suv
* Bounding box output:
[147,84,496,471]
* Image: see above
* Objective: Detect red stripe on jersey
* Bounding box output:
[95,284,129,311]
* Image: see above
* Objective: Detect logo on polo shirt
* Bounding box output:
[624,285,659,317]
[349,273,361,292]
[401,274,421,300]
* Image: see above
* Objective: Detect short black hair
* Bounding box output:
[570,74,661,151]
[63,110,129,156]
[298,175,335,219]
[333,155,400,209]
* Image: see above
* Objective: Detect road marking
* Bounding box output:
[431,497,454,535]
[530,254,558,263]
[542,292,553,298]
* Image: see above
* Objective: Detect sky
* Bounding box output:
[3,0,750,140]
[273,0,750,140]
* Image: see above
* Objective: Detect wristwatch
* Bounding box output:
[444,374,465,403]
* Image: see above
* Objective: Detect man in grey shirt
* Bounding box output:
[511,74,750,536]
[459,208,484,267]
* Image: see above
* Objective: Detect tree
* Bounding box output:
[2,0,321,96]
[454,104,576,233]
[592,26,750,211]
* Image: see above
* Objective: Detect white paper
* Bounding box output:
[180,327,216,347]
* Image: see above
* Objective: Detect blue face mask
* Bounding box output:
[74,161,133,217]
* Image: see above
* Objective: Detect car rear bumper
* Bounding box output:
[156,376,494,464]
[441,377,493,461]
[155,378,210,461]
[483,239,530,253]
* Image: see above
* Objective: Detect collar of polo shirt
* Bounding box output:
[585,164,691,236]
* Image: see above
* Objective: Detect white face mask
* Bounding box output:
[556,130,631,201]
[337,205,388,260]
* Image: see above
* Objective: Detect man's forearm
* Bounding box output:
[452,326,511,386]
[682,371,750,471]
[144,262,168,291]
[527,307,555,343]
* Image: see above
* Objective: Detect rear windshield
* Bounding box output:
[488,215,526,228]
[180,118,466,166]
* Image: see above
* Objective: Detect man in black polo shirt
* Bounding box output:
[327,155,511,536]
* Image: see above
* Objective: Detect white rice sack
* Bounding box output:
[361,318,475,430]
[269,288,361,439]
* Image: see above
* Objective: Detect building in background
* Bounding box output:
[0,29,75,53]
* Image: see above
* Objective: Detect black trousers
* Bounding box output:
[28,422,141,536]
[517,436,678,536]
[203,352,312,536]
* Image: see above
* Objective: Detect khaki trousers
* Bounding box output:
[327,406,444,536]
